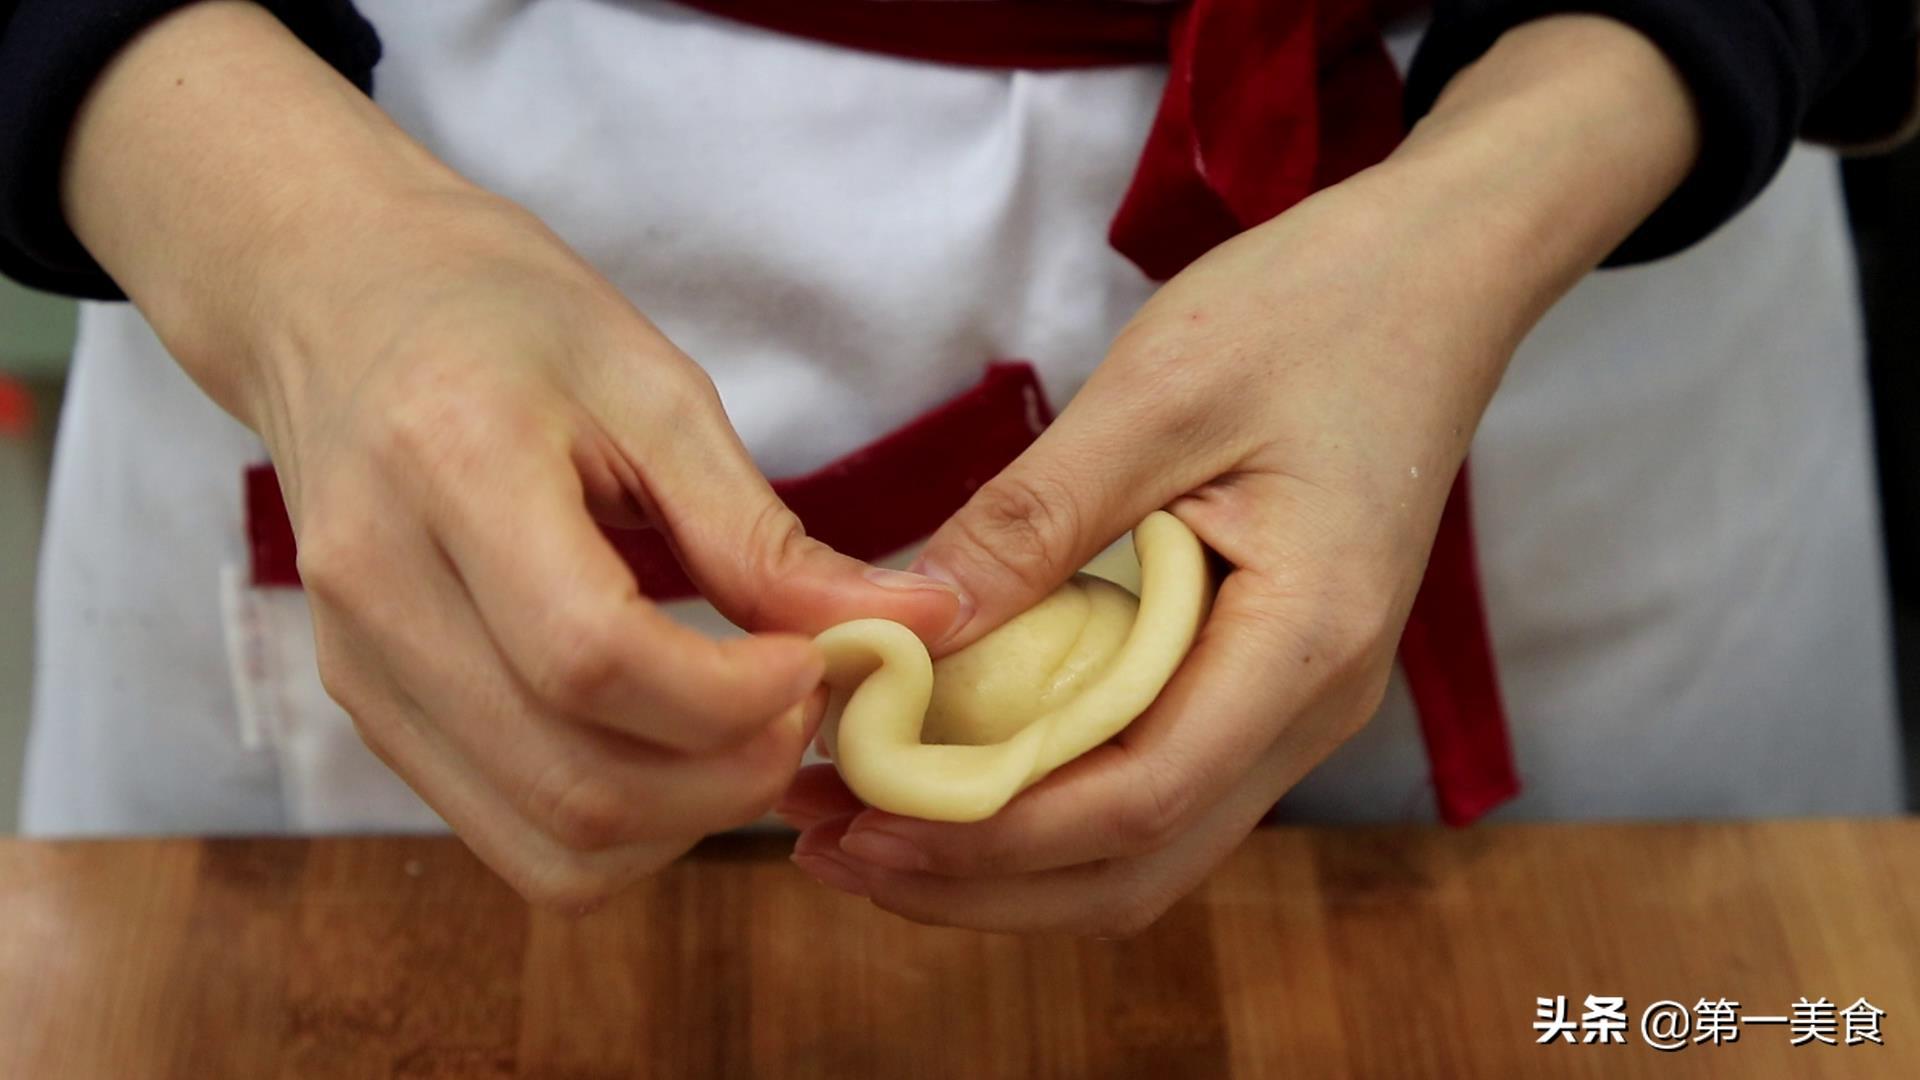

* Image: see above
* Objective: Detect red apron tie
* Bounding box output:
[250,0,1520,823]
[1107,0,1404,277]
[1399,465,1519,824]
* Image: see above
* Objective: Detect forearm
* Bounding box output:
[1161,15,1699,523]
[1389,15,1700,335]
[59,0,468,424]
[1281,14,1700,471]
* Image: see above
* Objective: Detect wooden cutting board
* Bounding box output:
[1,821,1915,1078]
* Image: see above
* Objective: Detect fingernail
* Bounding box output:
[863,567,958,595]
[800,685,829,741]
[787,647,827,700]
[906,559,974,645]
[839,828,928,872]
[791,853,870,897]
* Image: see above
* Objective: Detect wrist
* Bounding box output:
[60,1,475,429]
[1373,15,1700,343]
[1206,16,1697,505]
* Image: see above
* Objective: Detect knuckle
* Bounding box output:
[337,696,411,779]
[614,356,721,442]
[372,383,462,473]
[671,363,727,413]
[1109,763,1194,853]
[530,761,635,852]
[516,855,624,913]
[345,716,398,780]
[527,607,625,713]
[734,503,812,624]
[634,375,710,438]
[309,628,400,754]
[372,359,562,480]
[311,643,372,718]
[712,721,808,829]
[953,473,1080,593]
[295,525,373,608]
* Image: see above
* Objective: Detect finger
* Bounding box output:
[334,532,822,850]
[775,762,864,831]
[395,405,823,753]
[797,746,1286,936]
[789,814,871,898]
[312,616,690,912]
[907,365,1233,652]
[580,343,963,642]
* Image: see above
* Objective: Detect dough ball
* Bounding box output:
[922,574,1139,746]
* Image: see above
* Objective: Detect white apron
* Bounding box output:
[23,2,1902,835]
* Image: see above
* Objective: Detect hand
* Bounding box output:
[269,192,959,908]
[779,15,1700,934]
[61,3,961,908]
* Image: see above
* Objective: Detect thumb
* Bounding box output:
[909,410,1210,654]
[619,380,962,642]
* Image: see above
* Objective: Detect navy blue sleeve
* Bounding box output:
[1408,0,1918,265]
[1,2,1914,291]
[0,0,381,299]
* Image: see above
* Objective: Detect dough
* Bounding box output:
[814,511,1211,822]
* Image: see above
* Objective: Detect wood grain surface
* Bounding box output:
[1,821,1915,1078]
